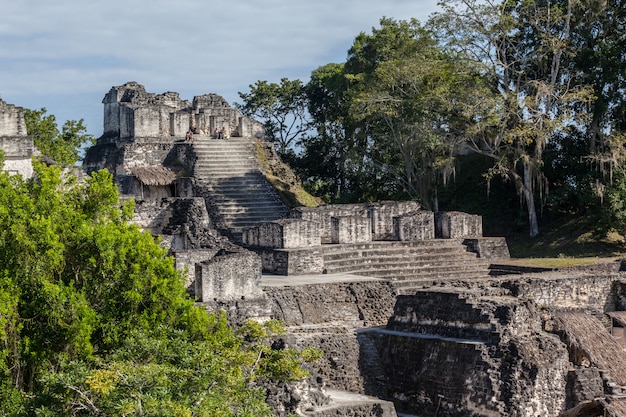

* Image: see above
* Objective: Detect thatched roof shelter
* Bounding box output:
[552,311,626,386]
[131,166,177,186]
[608,311,626,327]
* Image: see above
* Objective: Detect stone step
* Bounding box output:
[194,157,258,164]
[191,135,288,240]
[194,166,258,179]
[199,176,270,186]
[322,245,472,261]
[323,255,482,270]
[325,263,489,277]
[320,239,469,252]
[205,187,282,203]
[220,209,282,222]
[220,210,280,219]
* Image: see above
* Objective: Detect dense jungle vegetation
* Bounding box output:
[0,158,319,416]
[237,0,626,248]
[2,0,626,415]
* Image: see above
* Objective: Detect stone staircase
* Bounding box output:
[191,136,289,241]
[320,240,491,292]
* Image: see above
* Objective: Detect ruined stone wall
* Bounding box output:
[265,281,396,327]
[116,143,179,172]
[0,99,27,136]
[369,200,421,240]
[463,237,510,259]
[195,250,264,302]
[242,219,321,249]
[254,247,324,275]
[393,210,435,241]
[173,248,217,289]
[331,216,371,244]
[436,211,483,239]
[101,82,263,140]
[380,289,569,417]
[291,204,370,244]
[0,99,34,178]
[265,281,397,394]
[387,291,541,342]
[501,274,618,313]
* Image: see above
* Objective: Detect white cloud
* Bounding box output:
[0,0,440,135]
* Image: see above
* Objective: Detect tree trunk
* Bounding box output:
[523,163,539,237]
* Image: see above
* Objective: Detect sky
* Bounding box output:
[0,0,440,137]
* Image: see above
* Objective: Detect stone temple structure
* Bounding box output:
[0,98,35,178]
[77,82,626,416]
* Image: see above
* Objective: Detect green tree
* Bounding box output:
[0,159,316,415]
[302,63,360,201]
[237,78,311,155]
[24,108,94,166]
[33,319,317,417]
[345,18,484,210]
[430,0,593,236]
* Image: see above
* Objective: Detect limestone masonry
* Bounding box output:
[0,98,35,178]
[4,82,626,416]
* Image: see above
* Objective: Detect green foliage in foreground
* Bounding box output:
[24,107,94,166]
[0,160,315,416]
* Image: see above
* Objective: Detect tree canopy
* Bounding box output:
[0,159,315,416]
[238,0,626,238]
[24,107,94,166]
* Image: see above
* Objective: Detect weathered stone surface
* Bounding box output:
[393,210,435,241]
[195,250,264,302]
[463,237,510,259]
[380,290,569,417]
[565,369,605,409]
[255,247,325,275]
[0,98,34,178]
[436,211,483,239]
[502,273,618,312]
[292,204,371,244]
[101,82,264,140]
[369,200,421,240]
[265,281,396,327]
[331,216,372,244]
[243,219,321,248]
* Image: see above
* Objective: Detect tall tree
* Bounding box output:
[430,0,593,236]
[337,18,478,209]
[237,78,311,155]
[24,107,94,166]
[303,63,361,200]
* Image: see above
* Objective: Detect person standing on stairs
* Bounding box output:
[185,129,193,142]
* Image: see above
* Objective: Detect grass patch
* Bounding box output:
[501,257,615,268]
[505,213,626,259]
[254,140,322,208]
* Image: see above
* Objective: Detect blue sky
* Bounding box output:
[0,0,440,137]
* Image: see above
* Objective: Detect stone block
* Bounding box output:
[242,219,321,249]
[254,247,324,275]
[291,204,370,244]
[173,248,217,289]
[331,216,371,244]
[195,250,263,302]
[369,200,421,240]
[436,211,483,239]
[565,369,604,409]
[0,99,27,137]
[463,237,510,259]
[393,210,434,241]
